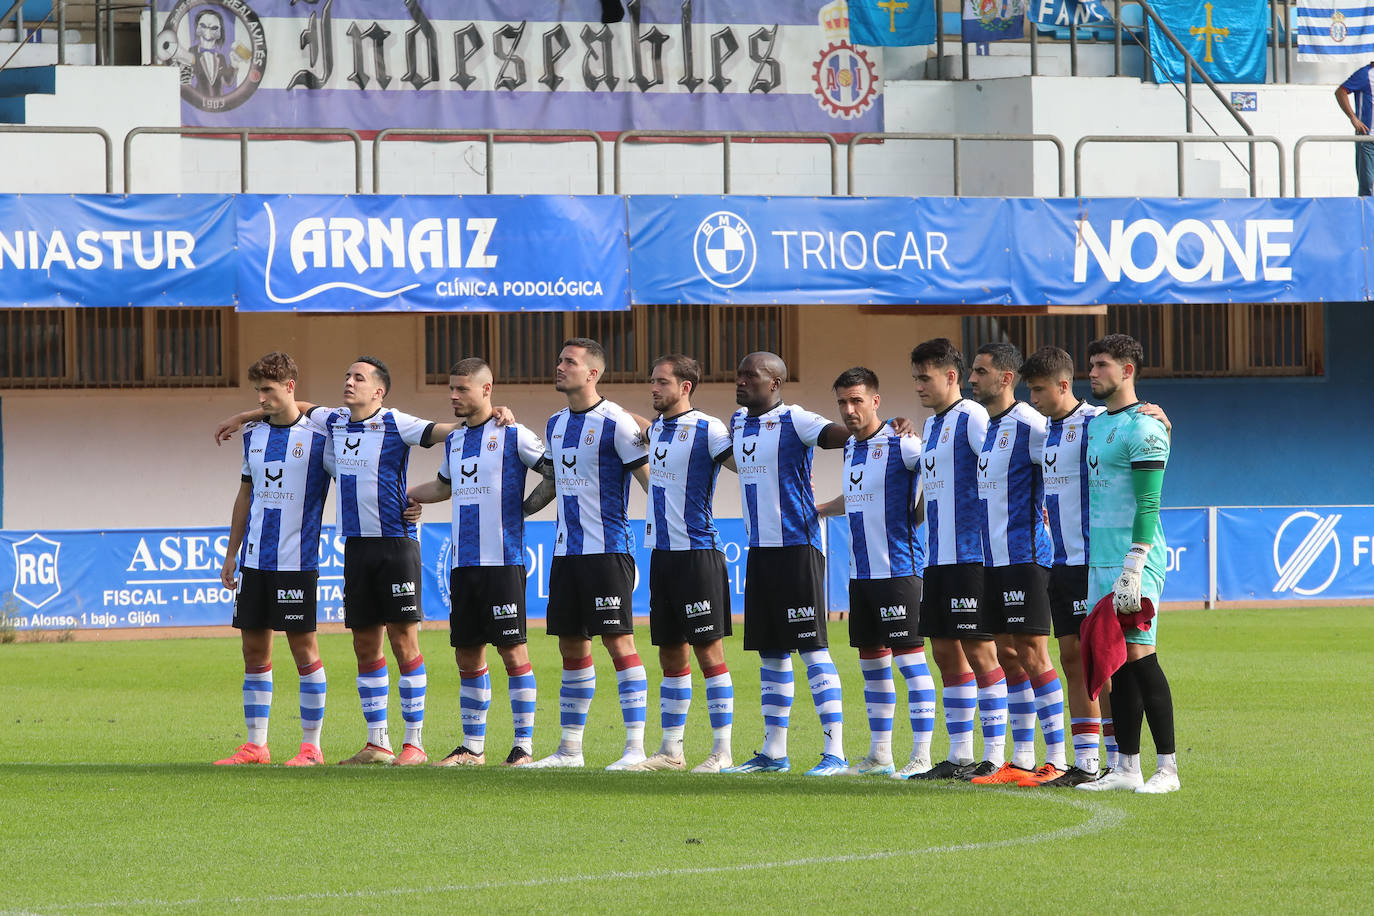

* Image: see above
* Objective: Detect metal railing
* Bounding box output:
[846,132,1068,197]
[123,126,364,193]
[0,0,62,69]
[614,131,840,195]
[1292,135,1374,196]
[1074,134,1286,197]
[0,123,111,190]
[372,129,604,194]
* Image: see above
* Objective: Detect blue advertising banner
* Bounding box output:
[1148,0,1267,83]
[422,519,753,621]
[154,0,883,135]
[234,194,629,312]
[1216,507,1374,601]
[0,194,236,307]
[628,195,1017,305]
[627,196,1369,306]
[0,527,347,630]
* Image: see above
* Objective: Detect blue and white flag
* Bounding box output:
[1297,1,1374,58]
[1028,0,1112,29]
[963,0,1026,41]
[851,0,937,45]
[1149,0,1267,83]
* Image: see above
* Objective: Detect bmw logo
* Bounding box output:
[693,210,757,289]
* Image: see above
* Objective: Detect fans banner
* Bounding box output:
[1148,0,1267,84]
[0,194,236,307]
[626,195,1369,305]
[1297,1,1374,59]
[152,0,884,135]
[234,194,629,311]
[1216,507,1374,601]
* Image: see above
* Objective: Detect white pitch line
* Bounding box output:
[6,794,1127,914]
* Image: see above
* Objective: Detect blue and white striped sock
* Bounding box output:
[243,664,272,747]
[976,666,1008,766]
[703,663,734,753]
[759,652,794,760]
[399,654,426,749]
[859,650,895,761]
[1032,669,1067,769]
[614,653,648,751]
[357,657,390,750]
[659,668,692,756]
[801,648,844,760]
[508,662,536,754]
[460,665,492,755]
[1007,673,1037,769]
[559,656,596,749]
[895,648,935,762]
[297,660,325,749]
[943,670,977,764]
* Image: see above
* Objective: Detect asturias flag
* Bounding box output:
[1148,0,1267,83]
[962,0,1027,42]
[851,0,938,46]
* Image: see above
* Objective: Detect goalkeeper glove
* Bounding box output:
[1113,543,1150,616]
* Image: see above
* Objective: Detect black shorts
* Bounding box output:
[233,567,318,633]
[848,575,923,649]
[449,564,528,648]
[343,537,423,629]
[1048,564,1090,639]
[743,545,828,651]
[649,549,733,647]
[985,563,1052,635]
[919,563,989,640]
[545,553,636,638]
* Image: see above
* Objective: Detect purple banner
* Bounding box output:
[154,0,884,135]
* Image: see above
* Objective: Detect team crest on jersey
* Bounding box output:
[679,429,689,442]
[292,443,303,458]
[1066,428,1077,443]
[370,422,381,431]
[999,433,1010,449]
[765,420,776,431]
[584,429,596,445]
[487,438,498,451]
[1107,429,1116,443]
[940,427,950,443]
[871,446,882,460]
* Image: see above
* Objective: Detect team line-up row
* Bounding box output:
[210,333,1179,794]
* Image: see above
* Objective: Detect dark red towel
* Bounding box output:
[1081,593,1156,701]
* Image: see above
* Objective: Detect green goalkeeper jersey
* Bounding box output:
[1086,404,1169,575]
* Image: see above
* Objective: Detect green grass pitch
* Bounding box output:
[1,606,1370,914]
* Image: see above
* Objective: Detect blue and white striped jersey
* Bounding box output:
[978,401,1053,568]
[842,423,926,580]
[320,406,434,540]
[644,409,733,552]
[730,403,831,550]
[921,399,988,567]
[1032,400,1103,568]
[437,418,546,568]
[544,398,649,557]
[240,414,332,572]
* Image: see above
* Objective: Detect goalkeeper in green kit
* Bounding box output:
[1078,335,1179,795]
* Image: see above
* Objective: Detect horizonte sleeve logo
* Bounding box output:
[1073,218,1293,283]
[0,229,198,270]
